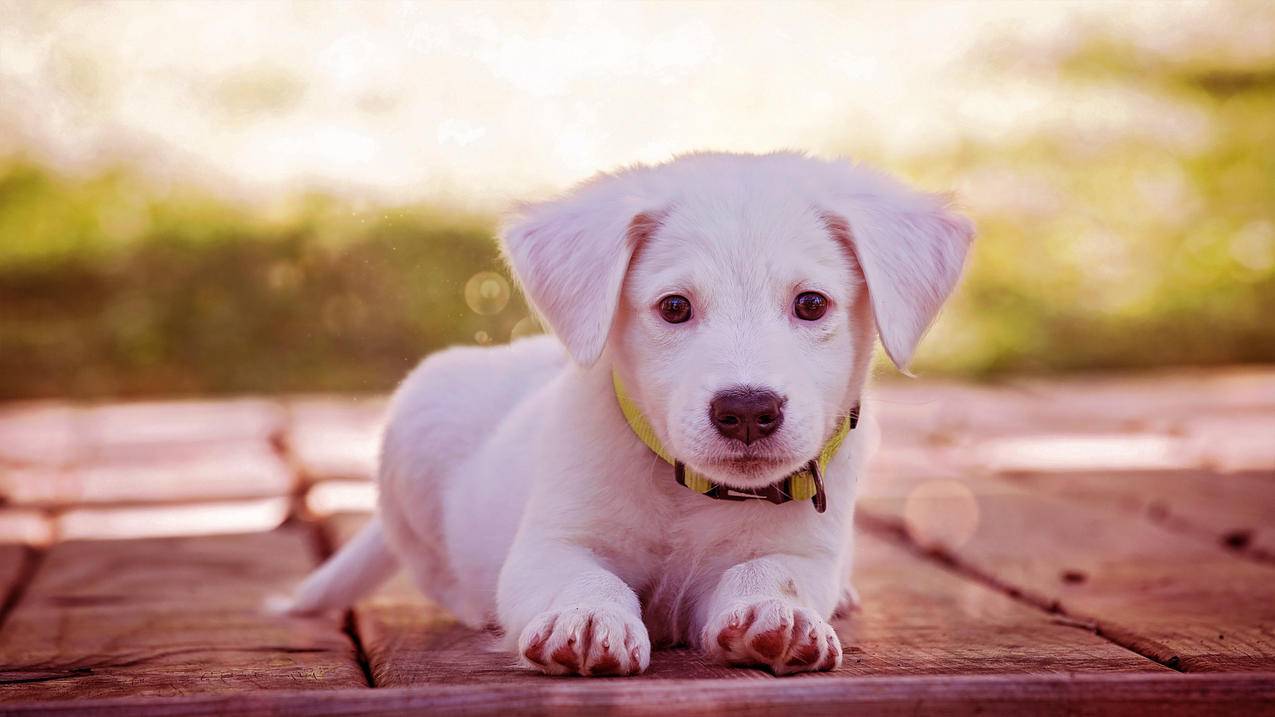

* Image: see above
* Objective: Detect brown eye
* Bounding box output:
[794,291,828,321]
[658,295,693,324]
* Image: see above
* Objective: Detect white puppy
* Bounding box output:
[289,152,973,676]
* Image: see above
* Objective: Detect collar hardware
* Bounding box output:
[615,372,856,513]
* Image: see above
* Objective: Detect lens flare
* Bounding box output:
[510,315,543,341]
[902,479,980,550]
[464,271,511,315]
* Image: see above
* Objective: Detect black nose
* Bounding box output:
[709,387,785,445]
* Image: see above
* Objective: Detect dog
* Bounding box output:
[288,151,973,676]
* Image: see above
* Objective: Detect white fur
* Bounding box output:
[289,152,973,676]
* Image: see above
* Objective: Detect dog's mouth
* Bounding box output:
[708,454,785,469]
[700,449,805,483]
[708,454,775,472]
[691,422,836,485]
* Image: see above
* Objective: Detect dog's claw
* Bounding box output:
[704,599,842,675]
[518,606,650,677]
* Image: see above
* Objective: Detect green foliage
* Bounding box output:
[0,165,528,398]
[906,28,1275,376]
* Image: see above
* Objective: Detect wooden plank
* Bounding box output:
[1183,413,1275,474]
[305,481,378,517]
[996,369,1275,445]
[326,511,1160,685]
[0,673,1272,717]
[0,403,78,467]
[844,531,1164,675]
[0,399,287,469]
[858,470,1275,672]
[869,369,1275,476]
[996,469,1275,561]
[54,498,291,542]
[0,544,28,610]
[998,371,1275,473]
[0,398,293,510]
[0,527,366,701]
[0,443,295,509]
[0,511,52,546]
[870,376,1177,444]
[287,397,385,483]
[77,399,287,463]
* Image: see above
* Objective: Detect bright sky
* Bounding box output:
[0,0,1243,208]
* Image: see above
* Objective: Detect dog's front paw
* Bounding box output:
[703,599,842,675]
[518,605,651,676]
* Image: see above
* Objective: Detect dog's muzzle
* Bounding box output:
[614,372,858,514]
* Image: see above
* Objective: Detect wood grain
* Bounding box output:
[325,510,1161,686]
[0,527,366,701]
[858,472,1275,672]
[997,469,1275,561]
[843,529,1164,675]
[1,673,1272,716]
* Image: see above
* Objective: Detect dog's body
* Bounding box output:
[291,152,973,676]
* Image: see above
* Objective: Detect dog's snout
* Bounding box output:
[709,387,785,445]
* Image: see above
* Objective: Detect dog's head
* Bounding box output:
[502,152,973,489]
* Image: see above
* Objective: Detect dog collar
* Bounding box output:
[612,372,857,513]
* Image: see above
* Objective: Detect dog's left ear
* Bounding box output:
[817,165,975,371]
[501,175,661,366]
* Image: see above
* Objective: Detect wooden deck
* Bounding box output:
[1,369,1274,715]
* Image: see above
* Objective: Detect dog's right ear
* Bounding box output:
[500,175,661,367]
[813,162,974,372]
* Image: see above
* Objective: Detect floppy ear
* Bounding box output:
[500,176,661,366]
[818,166,975,371]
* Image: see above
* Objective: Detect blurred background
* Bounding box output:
[2,0,1274,400]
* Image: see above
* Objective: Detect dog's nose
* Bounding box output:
[709,387,785,445]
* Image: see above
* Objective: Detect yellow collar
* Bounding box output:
[612,372,857,513]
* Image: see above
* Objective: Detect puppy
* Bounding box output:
[289,152,973,676]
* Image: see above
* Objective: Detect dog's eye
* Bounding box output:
[794,292,828,321]
[658,295,693,324]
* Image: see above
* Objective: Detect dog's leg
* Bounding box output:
[499,540,650,677]
[696,554,843,675]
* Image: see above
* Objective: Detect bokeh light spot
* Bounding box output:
[465,271,510,315]
[510,315,543,341]
[902,479,980,550]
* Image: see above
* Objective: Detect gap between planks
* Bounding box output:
[300,514,377,688]
[281,401,379,690]
[0,546,43,634]
[854,510,1187,673]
